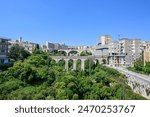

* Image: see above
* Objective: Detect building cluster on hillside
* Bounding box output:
[108,36,142,67]
[9,37,37,53]
[42,41,68,52]
[0,35,150,67]
[95,35,150,67]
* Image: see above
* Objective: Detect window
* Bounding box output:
[1,50,5,53]
[0,59,4,64]
[1,40,6,43]
[2,45,5,47]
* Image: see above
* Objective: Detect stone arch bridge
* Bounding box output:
[50,55,107,72]
[58,48,93,56]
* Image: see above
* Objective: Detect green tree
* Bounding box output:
[144,62,150,74]
[134,58,144,71]
[8,44,30,61]
[32,44,44,54]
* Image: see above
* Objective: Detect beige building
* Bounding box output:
[45,41,68,52]
[98,35,112,45]
[9,37,37,53]
[144,46,150,65]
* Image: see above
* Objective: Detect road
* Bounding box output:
[107,65,150,86]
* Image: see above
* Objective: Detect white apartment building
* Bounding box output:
[0,37,10,64]
[93,35,112,56]
[108,41,126,67]
[129,39,142,62]
[45,41,68,52]
[119,38,133,66]
[108,38,142,67]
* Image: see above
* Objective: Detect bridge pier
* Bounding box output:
[66,52,69,56]
[81,59,86,70]
[73,59,77,70]
[65,59,69,72]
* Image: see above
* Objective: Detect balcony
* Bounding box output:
[0,52,8,55]
[109,53,126,57]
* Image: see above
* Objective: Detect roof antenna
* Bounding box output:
[118,33,121,40]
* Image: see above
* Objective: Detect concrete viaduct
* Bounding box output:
[58,48,94,56]
[50,47,108,72]
[50,55,107,72]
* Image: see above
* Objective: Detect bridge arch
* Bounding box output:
[58,49,94,56]
[79,49,93,56]
[68,50,78,56]
[50,55,104,72]
[58,49,79,56]
[57,50,67,56]
[57,59,65,67]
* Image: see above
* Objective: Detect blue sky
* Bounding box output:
[0,0,150,46]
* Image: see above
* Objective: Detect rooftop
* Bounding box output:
[0,36,11,41]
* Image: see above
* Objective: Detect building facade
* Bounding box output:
[45,41,68,52]
[9,37,37,53]
[98,35,112,45]
[3,34,149,68]
[108,41,126,67]
[108,38,142,67]
[0,37,10,64]
[144,46,150,65]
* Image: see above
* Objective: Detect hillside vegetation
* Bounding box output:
[0,53,145,100]
[128,59,150,75]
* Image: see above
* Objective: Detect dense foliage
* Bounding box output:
[0,54,145,100]
[0,45,30,71]
[8,44,30,61]
[128,58,150,75]
[0,62,13,71]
